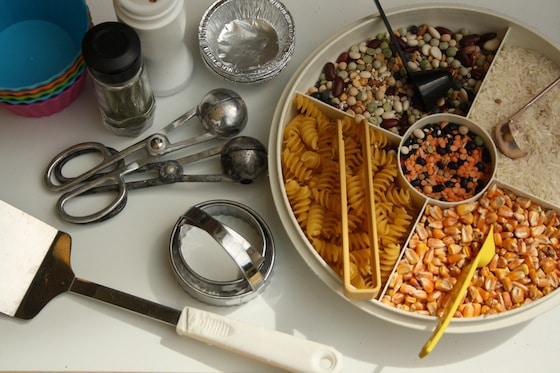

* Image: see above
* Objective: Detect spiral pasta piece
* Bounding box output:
[350,248,373,276]
[384,185,412,206]
[379,243,401,284]
[369,127,389,148]
[285,179,311,225]
[284,129,307,154]
[298,116,319,150]
[306,203,325,238]
[293,93,329,122]
[282,148,313,183]
[300,150,322,169]
[314,160,339,194]
[311,237,342,264]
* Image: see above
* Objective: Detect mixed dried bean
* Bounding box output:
[400,120,493,202]
[381,184,560,318]
[307,24,501,134]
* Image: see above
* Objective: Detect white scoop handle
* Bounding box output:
[176,307,343,373]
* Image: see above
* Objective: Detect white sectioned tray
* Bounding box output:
[268,3,560,333]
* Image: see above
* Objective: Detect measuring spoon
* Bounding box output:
[494,76,560,159]
[419,225,496,358]
[146,135,268,185]
[159,87,248,149]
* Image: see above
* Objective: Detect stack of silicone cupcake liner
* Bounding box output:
[0,0,92,117]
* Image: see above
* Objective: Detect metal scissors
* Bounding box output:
[44,89,264,224]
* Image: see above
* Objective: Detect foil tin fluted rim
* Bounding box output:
[198,0,295,83]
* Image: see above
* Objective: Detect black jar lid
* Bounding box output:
[82,22,142,84]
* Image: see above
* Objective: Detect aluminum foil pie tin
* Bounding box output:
[198,0,295,84]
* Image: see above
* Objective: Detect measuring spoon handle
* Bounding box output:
[510,76,560,121]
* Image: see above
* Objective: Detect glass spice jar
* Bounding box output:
[81,22,155,137]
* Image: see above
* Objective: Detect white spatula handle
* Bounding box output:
[176,307,343,373]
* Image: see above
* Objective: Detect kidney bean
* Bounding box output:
[456,49,472,67]
[398,116,410,135]
[336,51,349,63]
[382,118,399,129]
[459,34,481,47]
[323,62,336,80]
[435,26,455,37]
[332,76,345,97]
[479,32,497,44]
[395,36,408,50]
[367,39,382,49]
[403,46,417,53]
[463,46,480,57]
[471,68,486,80]
[417,24,428,37]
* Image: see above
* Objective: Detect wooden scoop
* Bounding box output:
[0,200,342,373]
[419,225,496,358]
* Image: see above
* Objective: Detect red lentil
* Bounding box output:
[400,121,493,202]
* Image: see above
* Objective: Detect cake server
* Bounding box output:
[0,200,342,373]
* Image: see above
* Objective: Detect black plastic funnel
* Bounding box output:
[409,69,455,111]
[372,0,455,111]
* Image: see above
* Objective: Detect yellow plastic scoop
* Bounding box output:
[337,119,381,299]
[419,225,496,358]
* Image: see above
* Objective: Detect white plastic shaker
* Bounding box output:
[113,0,194,96]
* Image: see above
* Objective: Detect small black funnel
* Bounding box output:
[372,0,455,111]
[409,69,455,111]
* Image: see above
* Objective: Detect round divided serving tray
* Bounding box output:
[268,4,560,333]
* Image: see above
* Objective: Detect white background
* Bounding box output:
[1,0,559,372]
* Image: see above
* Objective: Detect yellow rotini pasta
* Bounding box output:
[310,237,342,264]
[281,94,417,293]
[306,203,325,238]
[284,179,311,225]
[379,243,402,283]
[368,127,390,148]
[284,129,306,154]
[298,116,320,150]
[292,93,329,122]
[282,148,313,182]
[346,173,366,213]
[350,248,373,276]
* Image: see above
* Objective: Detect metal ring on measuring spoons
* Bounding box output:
[169,200,274,306]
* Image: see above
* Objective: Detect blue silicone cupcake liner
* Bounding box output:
[0,0,90,91]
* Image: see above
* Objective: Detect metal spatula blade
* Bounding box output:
[0,200,62,318]
[0,200,343,373]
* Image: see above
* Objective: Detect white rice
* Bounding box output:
[469,45,560,205]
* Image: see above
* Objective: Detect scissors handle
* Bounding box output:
[45,142,123,192]
[56,172,129,224]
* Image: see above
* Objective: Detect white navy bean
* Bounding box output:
[413,128,425,139]
[428,26,441,39]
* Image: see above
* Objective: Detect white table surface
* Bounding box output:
[1,0,559,372]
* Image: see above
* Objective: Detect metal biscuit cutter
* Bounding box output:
[169,199,274,306]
